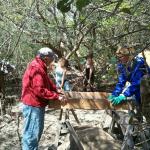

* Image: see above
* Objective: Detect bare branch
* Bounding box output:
[34,39,62,57]
[0,37,11,49]
[66,23,96,59]
[36,0,51,24]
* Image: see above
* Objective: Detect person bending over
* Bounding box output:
[108,45,149,109]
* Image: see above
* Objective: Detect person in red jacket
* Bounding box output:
[21,47,66,150]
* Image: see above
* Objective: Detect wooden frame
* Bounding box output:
[48,92,129,110]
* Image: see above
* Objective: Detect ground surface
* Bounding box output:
[0,103,121,150]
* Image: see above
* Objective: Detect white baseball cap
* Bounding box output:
[37,47,57,59]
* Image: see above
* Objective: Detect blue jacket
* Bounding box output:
[112,56,150,104]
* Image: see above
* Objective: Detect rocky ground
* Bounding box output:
[0,103,122,150]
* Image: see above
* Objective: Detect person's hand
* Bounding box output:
[57,88,63,94]
[107,94,115,102]
[58,95,67,105]
[112,94,126,105]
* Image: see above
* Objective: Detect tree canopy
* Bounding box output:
[0,0,150,75]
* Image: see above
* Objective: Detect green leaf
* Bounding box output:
[57,0,72,13]
[76,0,91,11]
[120,7,131,14]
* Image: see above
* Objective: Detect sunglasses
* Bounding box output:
[116,54,129,58]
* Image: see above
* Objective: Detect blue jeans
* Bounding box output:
[22,104,45,150]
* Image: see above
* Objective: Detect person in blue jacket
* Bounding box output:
[108,45,149,106]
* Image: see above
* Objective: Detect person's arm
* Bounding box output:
[31,68,59,100]
[60,69,67,88]
[48,78,57,92]
[123,57,145,97]
[112,64,126,96]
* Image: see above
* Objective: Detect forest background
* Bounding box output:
[0,1,150,149]
[0,0,150,89]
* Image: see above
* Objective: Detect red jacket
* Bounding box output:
[21,56,59,107]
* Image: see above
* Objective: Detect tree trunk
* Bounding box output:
[140,75,150,123]
[0,74,6,117]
